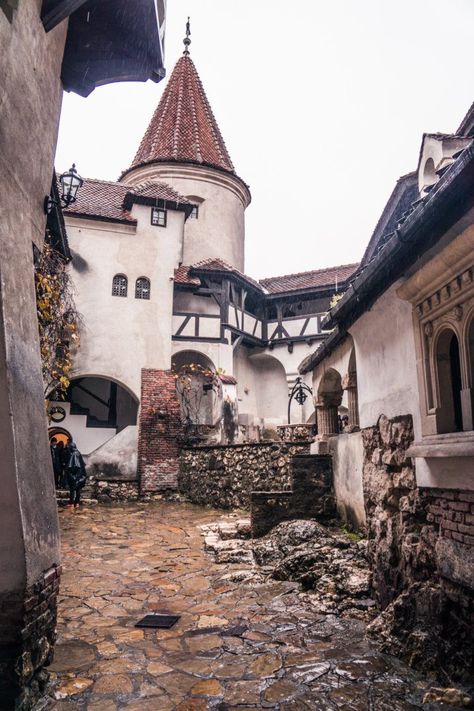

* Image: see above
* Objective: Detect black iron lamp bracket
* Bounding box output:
[288,377,313,424]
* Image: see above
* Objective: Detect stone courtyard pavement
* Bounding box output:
[46,502,451,710]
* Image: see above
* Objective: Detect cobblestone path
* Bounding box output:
[47,502,441,710]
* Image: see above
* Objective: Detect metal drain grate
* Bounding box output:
[135,614,181,629]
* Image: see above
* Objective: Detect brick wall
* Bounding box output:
[0,565,61,710]
[425,489,474,546]
[137,369,182,493]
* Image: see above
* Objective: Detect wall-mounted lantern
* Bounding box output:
[44,163,83,214]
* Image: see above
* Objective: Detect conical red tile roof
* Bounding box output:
[129,54,235,174]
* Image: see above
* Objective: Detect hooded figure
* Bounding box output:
[65,442,87,508]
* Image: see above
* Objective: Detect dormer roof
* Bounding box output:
[125,54,235,176]
[63,177,192,224]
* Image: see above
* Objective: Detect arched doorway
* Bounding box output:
[48,427,72,446]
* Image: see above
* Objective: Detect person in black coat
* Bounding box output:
[50,438,63,488]
[64,442,87,508]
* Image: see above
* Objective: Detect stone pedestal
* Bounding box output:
[316,400,340,437]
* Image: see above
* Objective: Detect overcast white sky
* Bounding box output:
[55,0,474,279]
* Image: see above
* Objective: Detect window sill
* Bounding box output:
[407,431,474,459]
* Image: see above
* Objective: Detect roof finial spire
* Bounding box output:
[183,17,191,55]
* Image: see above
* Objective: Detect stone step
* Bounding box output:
[57,499,98,507]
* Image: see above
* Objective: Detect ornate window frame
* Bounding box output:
[413,265,474,437]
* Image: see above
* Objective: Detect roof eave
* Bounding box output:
[299,326,348,374]
[64,211,137,226]
[191,267,263,295]
[119,159,251,202]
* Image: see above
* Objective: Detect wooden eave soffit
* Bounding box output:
[42,0,165,98]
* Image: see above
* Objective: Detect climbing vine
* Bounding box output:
[173,363,221,426]
[35,240,80,397]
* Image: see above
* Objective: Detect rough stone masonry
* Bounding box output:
[362,414,474,679]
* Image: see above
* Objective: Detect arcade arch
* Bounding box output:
[171,350,222,426]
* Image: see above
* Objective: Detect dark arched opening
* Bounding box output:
[436,329,463,433]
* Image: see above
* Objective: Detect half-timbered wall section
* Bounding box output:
[173,272,353,350]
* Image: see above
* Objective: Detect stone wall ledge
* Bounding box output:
[183,440,313,451]
[408,432,474,458]
[92,475,138,483]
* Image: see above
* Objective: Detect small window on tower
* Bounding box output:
[112,274,128,297]
[135,277,151,300]
[190,205,199,219]
[151,208,167,227]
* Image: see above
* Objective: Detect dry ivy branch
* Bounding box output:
[173,363,221,426]
[35,239,81,397]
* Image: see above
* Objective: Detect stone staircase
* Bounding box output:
[56,482,98,507]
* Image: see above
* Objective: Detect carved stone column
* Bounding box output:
[316,394,341,436]
[342,371,359,430]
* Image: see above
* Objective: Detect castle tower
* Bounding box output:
[120,22,251,271]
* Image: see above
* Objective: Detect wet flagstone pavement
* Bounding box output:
[46,502,451,710]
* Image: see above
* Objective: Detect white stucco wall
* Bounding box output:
[348,282,421,434]
[121,163,250,271]
[260,341,317,424]
[66,204,185,396]
[48,401,116,455]
[328,432,366,529]
[234,347,289,425]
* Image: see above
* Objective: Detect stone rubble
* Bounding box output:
[204,518,375,619]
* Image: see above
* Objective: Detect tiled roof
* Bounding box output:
[360,172,419,267]
[64,178,190,223]
[174,259,263,292]
[128,54,235,174]
[174,264,201,286]
[175,259,360,296]
[192,258,263,292]
[64,179,135,223]
[260,263,359,294]
[457,101,474,137]
[122,181,192,211]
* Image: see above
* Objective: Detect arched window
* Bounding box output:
[135,277,150,300]
[112,274,127,297]
[436,328,463,432]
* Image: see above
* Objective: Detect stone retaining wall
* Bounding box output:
[92,480,140,503]
[179,441,311,509]
[362,413,473,678]
[251,454,336,537]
